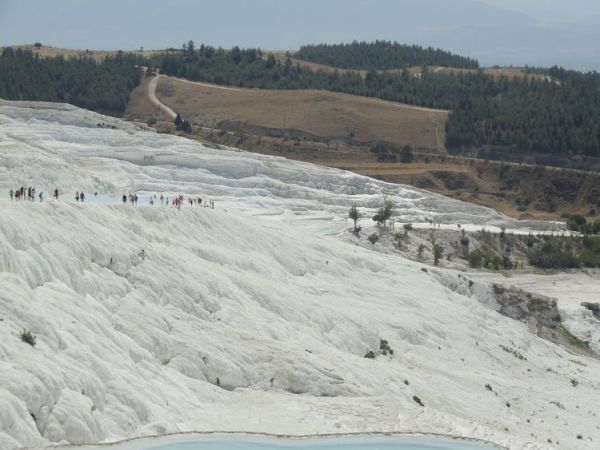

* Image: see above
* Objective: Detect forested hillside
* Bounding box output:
[295,41,479,70]
[150,43,600,158]
[0,48,141,115]
[2,42,600,159]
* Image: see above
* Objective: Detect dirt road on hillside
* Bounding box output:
[147,75,177,120]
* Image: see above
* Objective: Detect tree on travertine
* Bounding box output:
[373,200,394,227]
[348,205,361,234]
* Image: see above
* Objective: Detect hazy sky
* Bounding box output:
[1,0,599,69]
[479,0,600,23]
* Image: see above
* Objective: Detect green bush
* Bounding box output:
[399,145,414,163]
[412,395,424,407]
[469,246,513,270]
[565,215,600,234]
[368,233,379,245]
[528,239,580,269]
[379,339,394,356]
[20,329,36,347]
[433,244,444,266]
[369,142,399,162]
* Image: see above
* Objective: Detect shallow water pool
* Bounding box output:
[71,435,497,450]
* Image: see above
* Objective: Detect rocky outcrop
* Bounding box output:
[492,284,561,330]
[582,302,600,319]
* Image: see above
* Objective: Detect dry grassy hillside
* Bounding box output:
[133,76,448,151]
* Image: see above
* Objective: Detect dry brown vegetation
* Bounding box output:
[142,76,448,151]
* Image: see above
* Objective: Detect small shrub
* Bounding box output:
[393,232,407,248]
[567,214,587,232]
[368,233,379,245]
[500,344,527,360]
[433,244,443,266]
[485,384,493,392]
[20,329,36,346]
[379,339,393,356]
[400,144,414,163]
[364,351,376,359]
[412,395,424,407]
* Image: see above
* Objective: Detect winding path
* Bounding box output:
[147,75,177,120]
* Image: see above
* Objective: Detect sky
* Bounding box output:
[1,0,599,69]
[479,0,600,23]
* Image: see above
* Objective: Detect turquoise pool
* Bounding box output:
[73,435,497,450]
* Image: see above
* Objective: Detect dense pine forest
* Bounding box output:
[149,43,600,157]
[0,48,141,115]
[295,41,479,70]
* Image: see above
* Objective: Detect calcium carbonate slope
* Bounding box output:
[0,101,598,450]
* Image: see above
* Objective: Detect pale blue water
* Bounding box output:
[90,436,496,450]
[0,189,194,207]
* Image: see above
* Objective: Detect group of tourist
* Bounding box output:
[75,191,94,202]
[8,188,215,210]
[9,186,47,202]
[142,194,215,209]
[122,193,140,205]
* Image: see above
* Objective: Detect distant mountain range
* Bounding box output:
[1,0,598,70]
